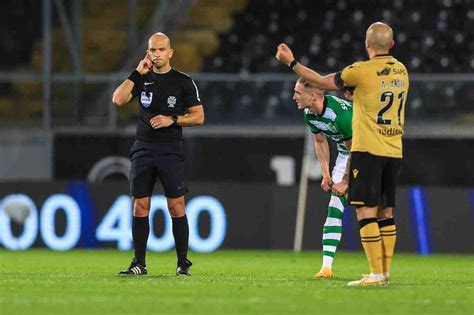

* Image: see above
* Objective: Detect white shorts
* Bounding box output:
[332,153,349,184]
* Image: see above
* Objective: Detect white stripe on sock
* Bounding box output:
[322,256,334,268]
[325,217,342,226]
[329,195,344,210]
[323,233,342,240]
[323,245,337,253]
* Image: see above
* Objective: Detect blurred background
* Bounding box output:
[0,0,473,254]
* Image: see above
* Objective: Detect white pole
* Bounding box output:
[293,129,312,252]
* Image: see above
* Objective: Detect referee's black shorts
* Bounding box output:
[129,140,187,198]
[348,151,402,208]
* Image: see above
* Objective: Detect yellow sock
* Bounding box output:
[378,218,397,274]
[359,218,383,275]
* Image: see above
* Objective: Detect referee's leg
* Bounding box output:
[132,196,151,267]
[167,196,192,275]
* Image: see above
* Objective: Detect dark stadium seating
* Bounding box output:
[203,0,474,73]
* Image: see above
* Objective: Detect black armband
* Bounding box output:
[128,70,142,84]
[289,59,298,70]
[334,71,346,90]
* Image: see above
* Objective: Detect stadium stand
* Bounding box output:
[198,0,474,123]
[0,0,472,125]
[203,0,474,73]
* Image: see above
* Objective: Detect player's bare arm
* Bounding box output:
[112,55,152,106]
[275,43,338,91]
[313,133,332,192]
[150,105,204,129]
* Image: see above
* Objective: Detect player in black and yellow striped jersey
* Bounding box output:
[276,22,408,286]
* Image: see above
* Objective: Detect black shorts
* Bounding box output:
[129,140,187,198]
[348,152,401,208]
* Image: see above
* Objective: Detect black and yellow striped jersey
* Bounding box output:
[336,55,409,158]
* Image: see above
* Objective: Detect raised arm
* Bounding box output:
[112,54,152,106]
[275,43,339,91]
[112,79,135,106]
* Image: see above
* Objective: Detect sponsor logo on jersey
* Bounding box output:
[167,96,177,107]
[144,81,154,86]
[377,127,403,136]
[377,67,391,76]
[140,92,153,108]
[393,68,407,75]
[352,169,359,179]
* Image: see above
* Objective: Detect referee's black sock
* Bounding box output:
[172,215,189,263]
[132,216,149,267]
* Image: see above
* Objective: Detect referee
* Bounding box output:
[112,32,204,276]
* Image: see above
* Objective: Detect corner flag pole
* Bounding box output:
[293,129,312,252]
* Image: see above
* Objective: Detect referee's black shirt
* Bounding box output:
[131,68,202,142]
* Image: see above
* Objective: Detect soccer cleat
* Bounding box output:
[118,257,147,275]
[176,259,193,276]
[347,274,385,286]
[314,267,334,278]
[382,275,391,286]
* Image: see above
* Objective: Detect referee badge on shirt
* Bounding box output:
[167,96,177,107]
[140,92,153,108]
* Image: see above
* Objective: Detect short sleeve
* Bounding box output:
[184,76,202,108]
[337,62,363,88]
[131,84,140,98]
[303,111,320,134]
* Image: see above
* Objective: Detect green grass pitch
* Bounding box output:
[1,249,473,315]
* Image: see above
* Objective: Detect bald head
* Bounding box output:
[366,22,394,52]
[147,32,174,71]
[148,32,171,49]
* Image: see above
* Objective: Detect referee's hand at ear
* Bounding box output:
[136,54,153,75]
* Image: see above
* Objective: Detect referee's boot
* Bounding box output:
[119,257,147,276]
[176,259,192,276]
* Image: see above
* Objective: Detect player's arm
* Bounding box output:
[313,132,332,192]
[112,55,152,106]
[275,43,338,91]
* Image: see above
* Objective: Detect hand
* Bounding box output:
[136,54,152,75]
[332,181,348,197]
[275,43,295,66]
[150,115,173,129]
[321,176,333,192]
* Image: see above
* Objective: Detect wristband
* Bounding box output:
[289,59,298,70]
[128,70,142,84]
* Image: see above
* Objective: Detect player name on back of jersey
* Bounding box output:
[380,79,406,89]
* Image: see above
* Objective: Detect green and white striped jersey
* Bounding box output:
[304,95,353,155]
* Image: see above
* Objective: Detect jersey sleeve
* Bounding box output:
[303,111,320,134]
[337,106,353,141]
[335,62,363,89]
[130,74,145,98]
[131,83,140,98]
[183,76,202,108]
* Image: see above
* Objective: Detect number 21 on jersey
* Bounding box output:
[377,91,405,125]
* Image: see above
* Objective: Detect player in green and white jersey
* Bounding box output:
[293,78,353,279]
